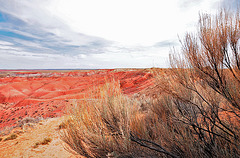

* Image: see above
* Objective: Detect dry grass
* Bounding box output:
[61,82,146,157]
[3,133,18,141]
[60,78,240,157]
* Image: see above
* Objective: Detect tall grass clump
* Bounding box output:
[60,82,143,157]
[61,81,179,157]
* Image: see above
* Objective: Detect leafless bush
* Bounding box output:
[131,8,240,158]
[159,8,240,157]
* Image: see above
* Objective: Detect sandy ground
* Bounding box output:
[0,116,79,158]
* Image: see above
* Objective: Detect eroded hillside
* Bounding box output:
[0,69,154,130]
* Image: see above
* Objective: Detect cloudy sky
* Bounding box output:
[0,0,237,69]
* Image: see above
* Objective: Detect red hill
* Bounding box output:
[0,69,154,130]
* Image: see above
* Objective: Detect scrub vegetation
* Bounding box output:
[3,133,18,141]
[33,137,52,148]
[61,9,240,158]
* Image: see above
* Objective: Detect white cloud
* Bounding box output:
[46,0,220,46]
[0,0,225,69]
[13,39,46,49]
[47,0,180,46]
[0,0,110,47]
[0,45,21,51]
[0,40,14,46]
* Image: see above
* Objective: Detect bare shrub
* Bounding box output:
[130,8,240,158]
[157,8,240,157]
[33,137,52,148]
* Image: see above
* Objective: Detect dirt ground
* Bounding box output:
[0,116,80,158]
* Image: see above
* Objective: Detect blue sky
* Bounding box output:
[0,0,237,69]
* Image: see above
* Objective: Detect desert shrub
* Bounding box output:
[33,137,52,148]
[61,81,179,157]
[61,82,143,157]
[4,133,18,141]
[139,8,240,157]
[33,142,40,148]
[41,137,52,145]
[58,121,67,130]
[156,8,240,157]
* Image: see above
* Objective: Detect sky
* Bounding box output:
[0,0,237,69]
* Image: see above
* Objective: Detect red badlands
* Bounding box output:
[0,69,154,130]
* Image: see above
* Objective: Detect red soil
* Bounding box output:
[0,69,154,130]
